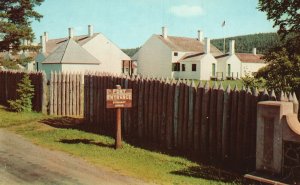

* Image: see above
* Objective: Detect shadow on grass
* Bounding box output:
[59,138,114,149]
[171,166,242,183]
[39,116,243,183]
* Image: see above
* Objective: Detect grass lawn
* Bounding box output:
[193,80,244,90]
[0,106,242,185]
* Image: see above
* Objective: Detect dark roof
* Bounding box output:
[236,53,265,63]
[42,39,101,64]
[45,33,99,54]
[155,35,223,56]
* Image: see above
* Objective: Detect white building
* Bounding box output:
[36,25,132,78]
[215,40,242,80]
[134,27,223,80]
[237,48,266,77]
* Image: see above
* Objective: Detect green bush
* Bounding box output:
[241,74,265,90]
[8,73,34,112]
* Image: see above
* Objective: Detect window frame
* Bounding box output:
[192,64,197,71]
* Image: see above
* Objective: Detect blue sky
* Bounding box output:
[32,0,276,49]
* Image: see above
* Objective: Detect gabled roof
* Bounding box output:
[236,53,265,63]
[155,35,223,56]
[42,39,101,64]
[45,33,99,54]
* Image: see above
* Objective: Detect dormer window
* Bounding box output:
[174,52,178,56]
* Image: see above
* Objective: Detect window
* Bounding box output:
[212,63,216,76]
[192,64,196,71]
[172,63,180,71]
[181,64,185,71]
[174,52,178,56]
[227,64,231,77]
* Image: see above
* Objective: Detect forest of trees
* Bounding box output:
[122,32,281,57]
[211,32,281,54]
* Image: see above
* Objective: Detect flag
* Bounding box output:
[221,20,225,27]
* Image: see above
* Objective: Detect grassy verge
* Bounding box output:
[0,106,242,185]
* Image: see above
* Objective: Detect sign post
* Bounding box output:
[106,85,132,149]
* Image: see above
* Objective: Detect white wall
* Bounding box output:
[200,54,217,81]
[174,61,201,80]
[82,34,130,74]
[136,35,173,78]
[241,62,266,77]
[217,55,241,79]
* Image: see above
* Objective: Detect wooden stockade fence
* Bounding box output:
[84,74,298,172]
[49,72,83,116]
[0,70,46,113]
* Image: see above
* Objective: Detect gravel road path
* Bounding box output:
[0,129,150,185]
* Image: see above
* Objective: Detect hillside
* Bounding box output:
[122,33,281,57]
[211,32,281,54]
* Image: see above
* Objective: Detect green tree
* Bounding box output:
[8,73,35,112]
[0,0,44,53]
[256,0,300,94]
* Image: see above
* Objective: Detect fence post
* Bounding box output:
[173,81,180,148]
[222,84,231,162]
[193,82,203,152]
[188,81,195,150]
[42,71,47,114]
[216,83,224,162]
[200,82,210,160]
[49,71,54,115]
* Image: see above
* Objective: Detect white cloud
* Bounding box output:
[169,5,204,17]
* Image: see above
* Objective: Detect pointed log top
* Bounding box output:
[280,91,285,101]
[191,80,196,88]
[293,92,299,103]
[177,79,182,84]
[263,88,268,95]
[212,81,218,89]
[253,88,259,96]
[288,92,293,102]
[270,89,276,98]
[246,87,251,94]
[269,89,276,100]
[241,85,246,91]
[165,77,170,84]
[233,84,238,91]
[204,81,210,89]
[226,84,231,93]
[175,80,181,86]
[198,81,203,88]
[218,82,224,90]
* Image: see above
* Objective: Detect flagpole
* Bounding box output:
[222,20,226,53]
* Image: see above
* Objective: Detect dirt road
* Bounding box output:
[0,129,150,185]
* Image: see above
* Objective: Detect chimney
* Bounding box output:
[197,30,203,42]
[68,27,74,39]
[40,35,46,53]
[252,48,257,55]
[229,40,235,55]
[205,37,210,54]
[162,26,167,38]
[44,32,48,42]
[88,25,93,37]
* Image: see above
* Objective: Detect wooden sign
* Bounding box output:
[106,88,132,108]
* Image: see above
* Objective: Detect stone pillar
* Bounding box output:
[256,101,294,175]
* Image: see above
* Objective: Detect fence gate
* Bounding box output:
[49,72,83,116]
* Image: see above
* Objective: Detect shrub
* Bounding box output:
[241,74,265,90]
[8,73,34,112]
